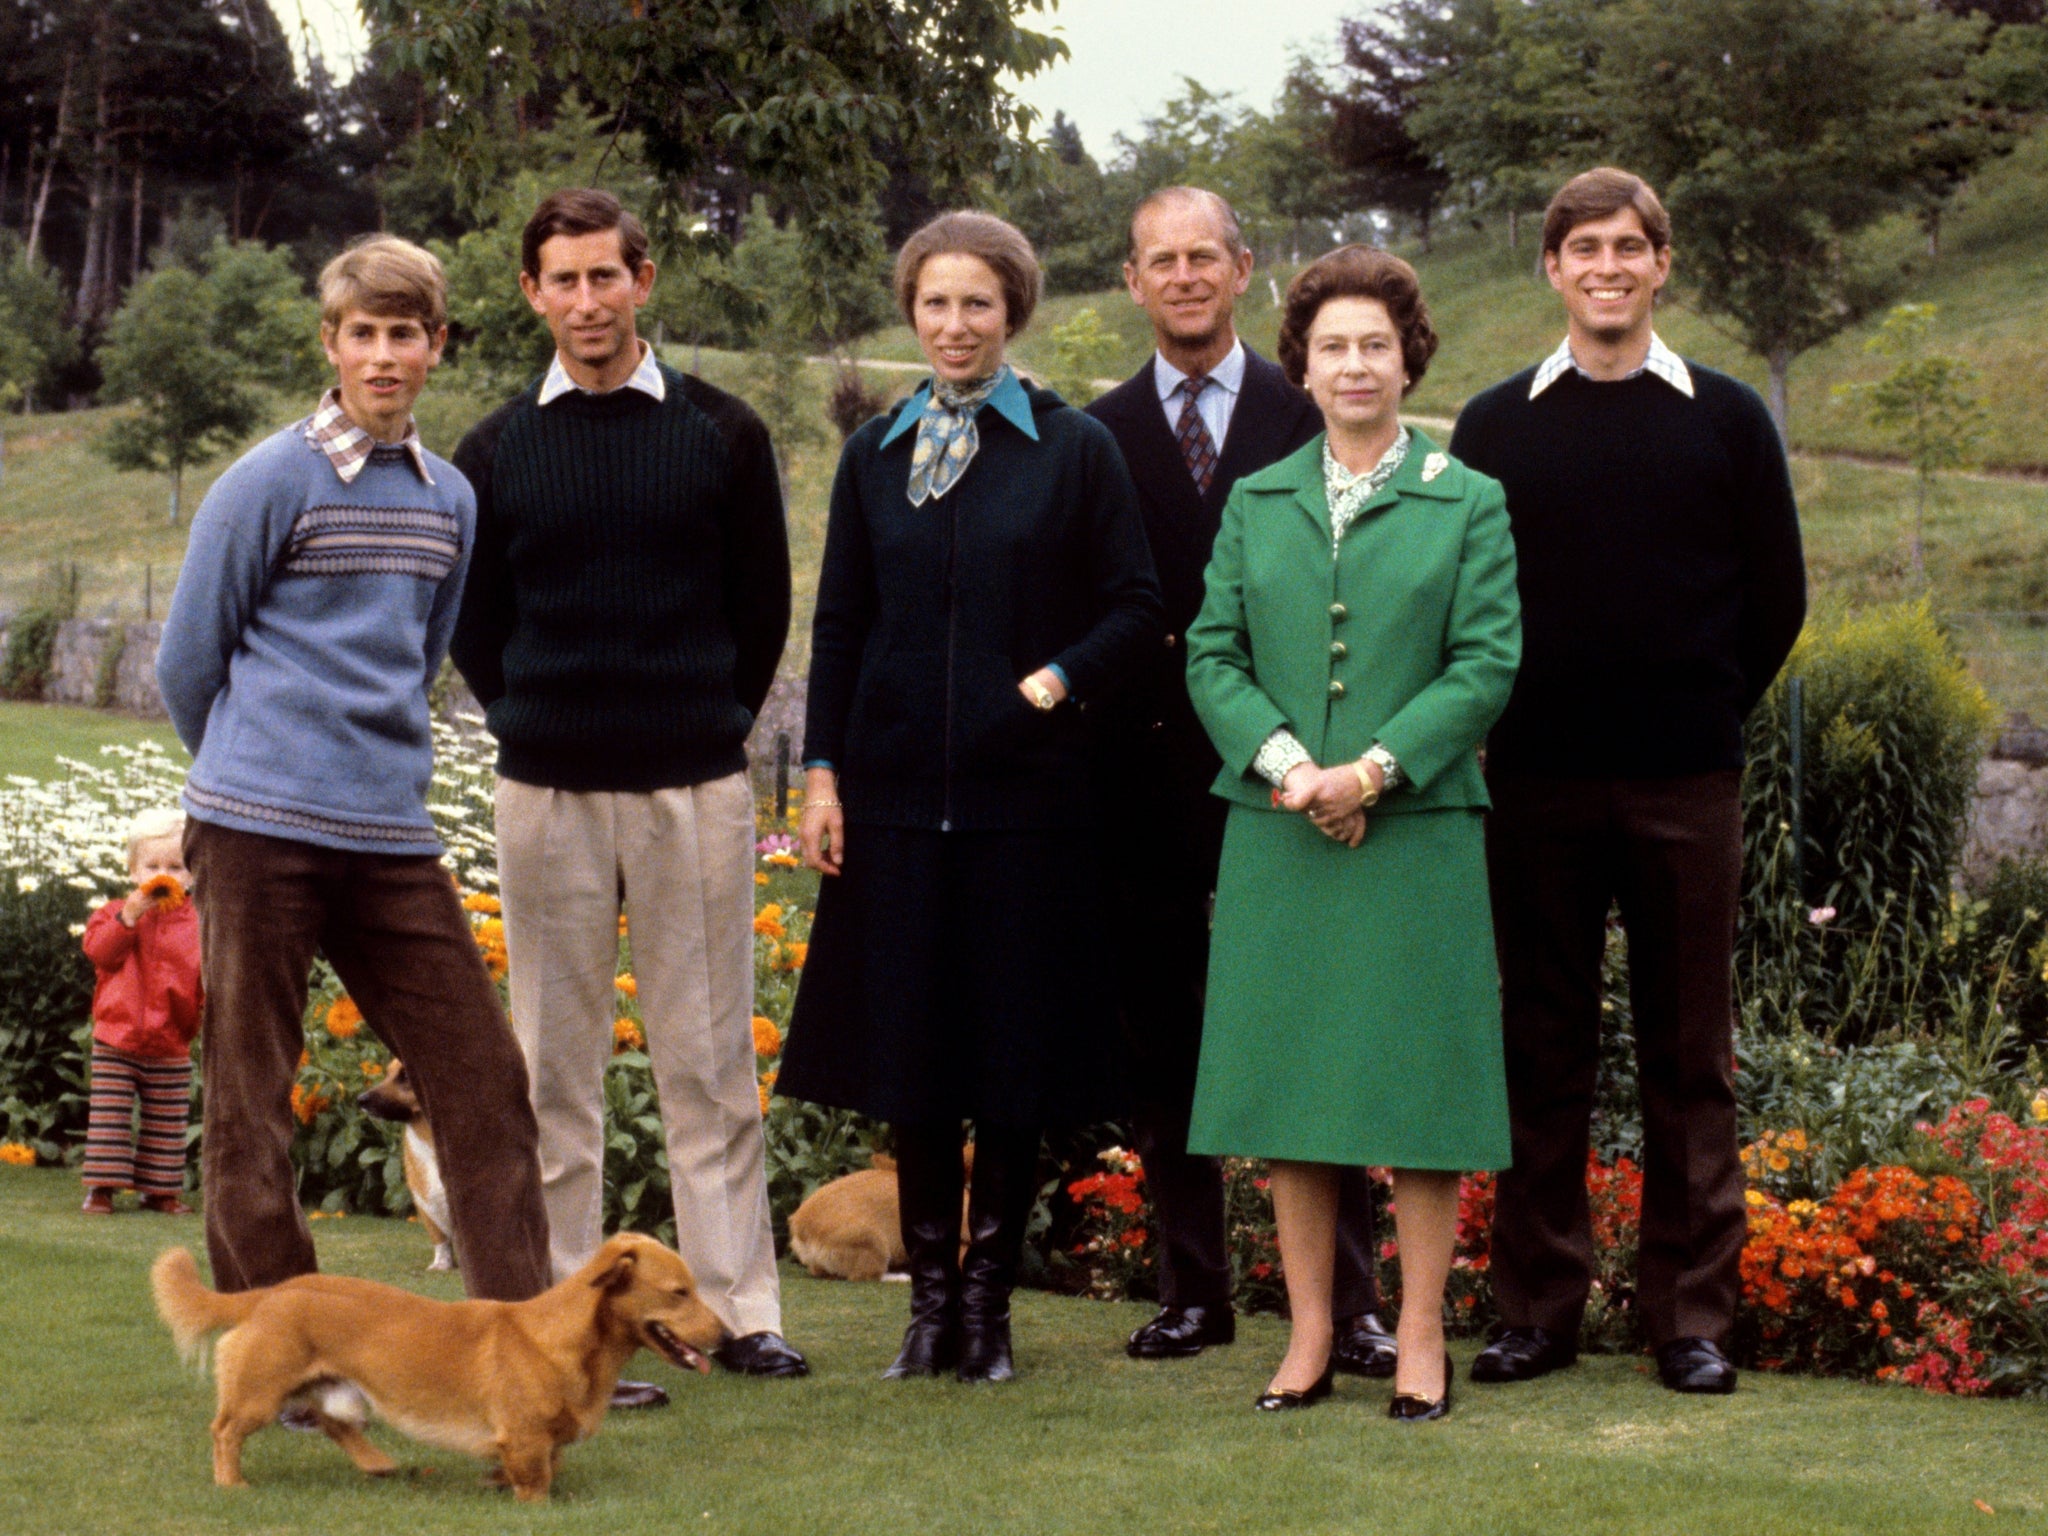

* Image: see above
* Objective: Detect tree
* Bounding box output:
[95,264,262,524]
[1833,304,1986,584]
[1328,2,1460,249]
[1035,307,1120,406]
[0,235,80,411]
[1595,0,1984,433]
[1405,0,1612,246]
[361,0,1067,335]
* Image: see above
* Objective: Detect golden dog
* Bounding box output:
[787,1147,973,1282]
[152,1232,727,1501]
[355,1058,456,1272]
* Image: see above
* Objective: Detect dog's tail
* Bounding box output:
[151,1248,260,1366]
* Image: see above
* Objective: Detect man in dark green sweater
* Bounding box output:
[451,190,803,1394]
[1450,168,1805,1397]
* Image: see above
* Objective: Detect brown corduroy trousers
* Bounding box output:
[185,821,550,1300]
[1483,769,1747,1348]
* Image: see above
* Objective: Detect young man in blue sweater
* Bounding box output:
[158,236,550,1302]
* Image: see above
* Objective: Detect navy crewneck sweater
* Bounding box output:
[1449,361,1806,777]
[450,363,791,792]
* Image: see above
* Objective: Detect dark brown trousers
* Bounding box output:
[185,821,550,1300]
[1483,770,1746,1348]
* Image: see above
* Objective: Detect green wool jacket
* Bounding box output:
[1185,428,1521,814]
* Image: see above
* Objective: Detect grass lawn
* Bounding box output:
[1,1167,2041,1536]
[0,701,185,781]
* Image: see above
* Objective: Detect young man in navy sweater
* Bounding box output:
[159,236,550,1303]
[1450,168,1806,1395]
[451,190,802,1396]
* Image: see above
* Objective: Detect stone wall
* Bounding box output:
[36,618,168,715]
[1962,715,2048,887]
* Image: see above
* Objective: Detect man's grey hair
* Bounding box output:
[1127,186,1245,262]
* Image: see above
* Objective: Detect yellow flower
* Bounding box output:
[2032,1096,2048,1124]
[755,871,770,887]
[615,973,638,997]
[614,1018,645,1053]
[1767,1150,1790,1172]
[765,850,800,870]
[752,1015,782,1056]
[324,995,363,1040]
[1781,1128,1808,1152]
[1744,1188,1767,1207]
[0,1142,34,1167]
[461,891,502,914]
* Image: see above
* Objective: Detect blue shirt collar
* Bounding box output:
[879,365,1039,448]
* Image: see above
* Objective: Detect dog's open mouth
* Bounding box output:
[645,1321,712,1375]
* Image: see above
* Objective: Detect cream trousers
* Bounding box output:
[495,772,782,1337]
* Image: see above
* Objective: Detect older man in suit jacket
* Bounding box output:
[1086,188,1395,1371]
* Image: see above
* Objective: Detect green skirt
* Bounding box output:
[1187,804,1510,1170]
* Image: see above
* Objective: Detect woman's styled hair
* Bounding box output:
[892,212,1042,336]
[1275,245,1437,394]
[318,236,448,332]
[126,806,185,861]
[520,188,651,280]
[1541,167,1671,257]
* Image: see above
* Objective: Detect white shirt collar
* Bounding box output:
[537,339,666,406]
[1529,331,1694,400]
[1153,336,1246,403]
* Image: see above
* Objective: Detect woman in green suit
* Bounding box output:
[1185,246,1520,1422]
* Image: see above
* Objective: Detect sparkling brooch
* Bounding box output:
[1421,451,1450,483]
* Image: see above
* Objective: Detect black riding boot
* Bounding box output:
[884,1121,966,1379]
[956,1124,1042,1383]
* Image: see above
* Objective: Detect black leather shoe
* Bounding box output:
[1331,1311,1398,1378]
[1388,1351,1453,1423]
[1127,1304,1236,1359]
[1656,1336,1737,1394]
[1253,1363,1334,1412]
[609,1380,670,1409]
[1469,1325,1577,1383]
[712,1331,809,1377]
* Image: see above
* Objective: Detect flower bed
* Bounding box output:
[1066,1101,2048,1397]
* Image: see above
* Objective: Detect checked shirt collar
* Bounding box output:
[1529,330,1694,400]
[304,388,434,485]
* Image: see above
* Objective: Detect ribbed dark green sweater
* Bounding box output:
[450,364,791,791]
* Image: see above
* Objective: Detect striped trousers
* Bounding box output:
[82,1041,193,1198]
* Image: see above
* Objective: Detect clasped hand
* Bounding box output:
[1279,760,1380,849]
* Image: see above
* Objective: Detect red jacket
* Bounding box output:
[82,900,203,1060]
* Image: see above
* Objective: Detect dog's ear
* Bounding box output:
[589,1245,640,1295]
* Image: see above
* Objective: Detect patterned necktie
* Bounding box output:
[1175,373,1218,496]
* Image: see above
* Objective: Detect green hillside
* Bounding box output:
[1,127,2042,717]
[862,126,2048,474]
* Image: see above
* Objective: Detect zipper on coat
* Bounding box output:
[941,494,959,832]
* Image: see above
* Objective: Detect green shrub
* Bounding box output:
[0,874,98,1158]
[1741,599,1996,1040]
[0,606,63,701]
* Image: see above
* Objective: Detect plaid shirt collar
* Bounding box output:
[1529,331,1694,400]
[303,388,435,485]
[536,339,666,406]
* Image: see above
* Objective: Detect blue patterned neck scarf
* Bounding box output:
[906,367,1008,506]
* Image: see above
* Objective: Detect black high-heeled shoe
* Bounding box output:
[1253,1362,1335,1412]
[1387,1350,1454,1422]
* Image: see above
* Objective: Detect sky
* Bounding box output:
[266,0,1370,161]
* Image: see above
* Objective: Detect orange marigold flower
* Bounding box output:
[783,941,808,970]
[324,995,363,1040]
[755,871,770,887]
[754,904,787,940]
[290,1083,331,1124]
[140,873,188,910]
[461,891,502,914]
[360,1060,385,1081]
[0,1142,35,1167]
[614,1018,645,1053]
[752,1015,782,1056]
[616,973,638,997]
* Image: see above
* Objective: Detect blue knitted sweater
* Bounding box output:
[157,421,475,855]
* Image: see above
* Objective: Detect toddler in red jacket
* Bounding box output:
[80,807,202,1215]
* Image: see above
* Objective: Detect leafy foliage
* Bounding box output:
[0,878,94,1158]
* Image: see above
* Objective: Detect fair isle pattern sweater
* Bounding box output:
[157,422,475,856]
